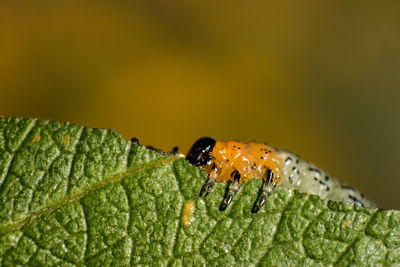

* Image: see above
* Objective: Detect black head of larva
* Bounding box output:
[186,137,216,166]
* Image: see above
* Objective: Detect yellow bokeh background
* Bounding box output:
[1,1,399,208]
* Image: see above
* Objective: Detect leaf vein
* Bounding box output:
[119,182,133,266]
[65,127,84,196]
[23,233,77,265]
[332,209,378,266]
[0,155,181,237]
[80,199,90,261]
[0,120,36,197]
[167,162,185,266]
[255,193,297,266]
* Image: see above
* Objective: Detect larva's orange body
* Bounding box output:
[186,137,285,213]
[204,141,283,185]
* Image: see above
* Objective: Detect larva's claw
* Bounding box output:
[252,192,269,213]
[219,181,242,211]
[252,178,275,213]
[251,203,261,213]
[200,178,215,197]
[219,195,233,211]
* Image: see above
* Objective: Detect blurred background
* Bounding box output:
[0,1,399,208]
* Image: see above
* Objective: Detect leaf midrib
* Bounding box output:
[0,154,182,236]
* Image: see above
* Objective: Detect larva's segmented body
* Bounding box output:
[186,137,376,213]
[278,150,376,209]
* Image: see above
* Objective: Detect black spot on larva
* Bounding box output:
[289,174,294,183]
[314,177,318,181]
[318,180,329,191]
[341,185,355,191]
[325,176,330,181]
[348,195,364,207]
[260,156,264,160]
[238,147,241,150]
[308,167,321,173]
[296,159,299,164]
[285,157,292,163]
[292,166,297,171]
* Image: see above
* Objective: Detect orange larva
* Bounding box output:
[186,137,376,213]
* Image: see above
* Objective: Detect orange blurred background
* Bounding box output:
[1,1,399,208]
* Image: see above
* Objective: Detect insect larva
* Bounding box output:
[181,200,195,226]
[186,137,376,213]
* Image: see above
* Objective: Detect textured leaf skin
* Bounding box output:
[0,118,399,266]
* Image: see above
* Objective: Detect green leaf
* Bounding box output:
[0,117,398,266]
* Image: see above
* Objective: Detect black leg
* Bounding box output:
[219,180,243,211]
[200,177,216,197]
[252,170,275,213]
[231,170,241,183]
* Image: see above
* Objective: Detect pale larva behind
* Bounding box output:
[277,149,376,208]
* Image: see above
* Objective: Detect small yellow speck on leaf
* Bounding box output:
[62,135,70,144]
[32,135,40,143]
[181,200,195,226]
[342,221,348,228]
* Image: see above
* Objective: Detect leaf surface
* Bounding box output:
[0,118,398,266]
